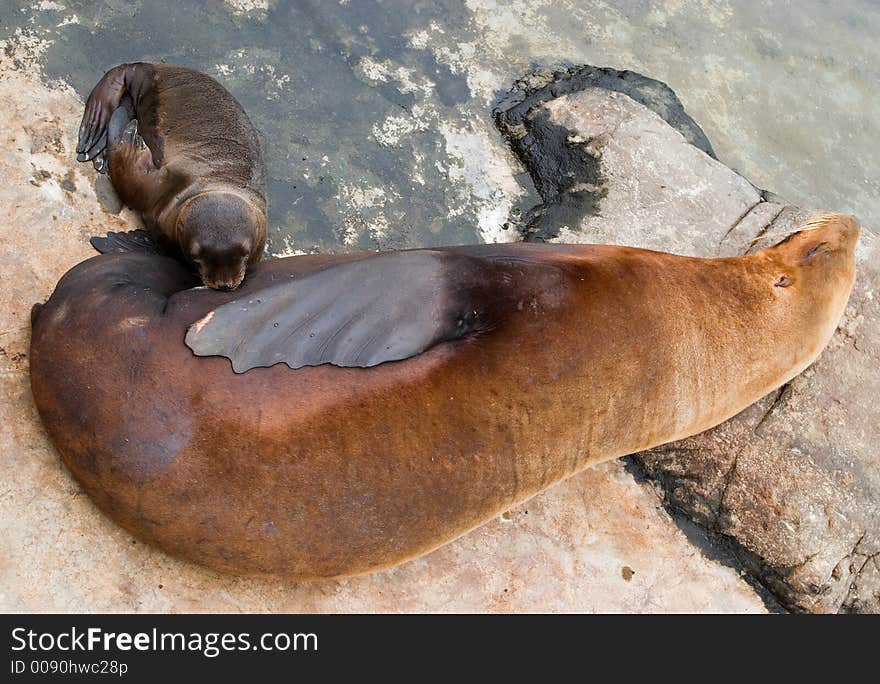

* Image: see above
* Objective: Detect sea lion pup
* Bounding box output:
[76,62,267,290]
[29,215,859,578]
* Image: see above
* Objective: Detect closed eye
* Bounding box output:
[804,242,827,258]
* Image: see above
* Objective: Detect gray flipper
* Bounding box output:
[185,250,488,372]
[90,229,160,255]
[107,96,136,145]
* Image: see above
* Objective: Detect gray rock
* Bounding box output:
[93,174,123,214]
[496,67,880,613]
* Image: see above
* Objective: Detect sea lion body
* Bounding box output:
[29,216,859,578]
[77,63,267,289]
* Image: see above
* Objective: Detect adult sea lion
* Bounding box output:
[29,215,859,578]
[76,62,267,290]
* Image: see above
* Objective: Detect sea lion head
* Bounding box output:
[761,213,860,343]
[176,191,266,290]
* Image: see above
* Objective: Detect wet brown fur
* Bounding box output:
[29,216,859,578]
[83,63,267,289]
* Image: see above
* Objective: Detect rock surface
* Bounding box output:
[495,66,879,613]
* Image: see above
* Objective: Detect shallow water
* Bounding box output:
[3,0,877,252]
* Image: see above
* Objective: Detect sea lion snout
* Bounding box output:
[805,213,860,255]
[193,250,249,291]
[207,274,246,292]
[795,213,859,257]
[769,214,859,270]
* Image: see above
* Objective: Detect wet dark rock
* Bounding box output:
[495,65,717,241]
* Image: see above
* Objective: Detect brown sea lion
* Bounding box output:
[76,62,267,290]
[29,215,859,578]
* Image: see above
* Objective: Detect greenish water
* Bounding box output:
[3,0,877,253]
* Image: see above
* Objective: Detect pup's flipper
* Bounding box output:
[77,64,132,162]
[116,118,147,149]
[90,229,160,255]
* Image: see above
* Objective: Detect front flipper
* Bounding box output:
[77,65,129,162]
[77,62,153,163]
[89,229,160,256]
[185,250,490,372]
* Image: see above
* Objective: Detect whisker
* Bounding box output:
[749,212,874,246]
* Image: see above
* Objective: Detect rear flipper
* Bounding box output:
[88,95,137,174]
[92,101,146,174]
[90,229,161,255]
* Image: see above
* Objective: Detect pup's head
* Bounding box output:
[177,192,266,290]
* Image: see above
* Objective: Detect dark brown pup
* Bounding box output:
[77,62,267,290]
[29,215,859,578]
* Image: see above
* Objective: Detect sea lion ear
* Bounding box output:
[185,250,486,372]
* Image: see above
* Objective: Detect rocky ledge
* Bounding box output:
[495,65,879,613]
